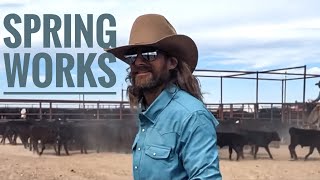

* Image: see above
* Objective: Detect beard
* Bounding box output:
[127,65,173,107]
[132,68,170,91]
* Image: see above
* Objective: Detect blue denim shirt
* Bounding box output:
[132,85,222,180]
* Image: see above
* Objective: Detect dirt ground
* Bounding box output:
[0,144,319,180]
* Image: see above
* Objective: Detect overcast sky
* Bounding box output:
[0,0,319,104]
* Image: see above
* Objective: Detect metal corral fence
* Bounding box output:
[206,102,310,126]
[1,99,314,147]
[0,99,310,126]
[0,99,136,121]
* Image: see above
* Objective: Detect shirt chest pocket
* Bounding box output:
[145,145,171,160]
[140,145,173,179]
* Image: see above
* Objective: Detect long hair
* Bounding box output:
[126,58,203,109]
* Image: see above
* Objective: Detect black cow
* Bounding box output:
[70,121,107,154]
[30,123,57,155]
[216,119,281,160]
[217,132,247,160]
[56,121,73,155]
[216,119,246,161]
[70,123,92,154]
[1,123,13,144]
[11,120,33,148]
[0,122,8,144]
[245,130,281,159]
[30,119,72,156]
[288,127,320,160]
[1,120,34,146]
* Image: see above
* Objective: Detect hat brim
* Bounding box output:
[105,34,198,72]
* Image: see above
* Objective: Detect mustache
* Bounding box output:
[131,65,153,73]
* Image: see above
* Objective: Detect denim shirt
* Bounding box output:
[132,85,222,180]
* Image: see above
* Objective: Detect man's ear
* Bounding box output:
[168,57,178,70]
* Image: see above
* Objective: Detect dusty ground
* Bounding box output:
[0,144,319,180]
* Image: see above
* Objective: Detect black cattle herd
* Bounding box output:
[216,119,320,161]
[0,118,137,155]
[0,117,320,161]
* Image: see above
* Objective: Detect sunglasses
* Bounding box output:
[124,48,162,65]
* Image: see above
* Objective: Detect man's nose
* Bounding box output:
[133,54,146,66]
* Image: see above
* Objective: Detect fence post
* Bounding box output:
[49,102,52,121]
[230,104,233,119]
[242,104,244,119]
[271,103,273,122]
[120,102,123,120]
[97,102,100,120]
[39,102,42,120]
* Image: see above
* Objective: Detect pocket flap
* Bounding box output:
[145,145,171,159]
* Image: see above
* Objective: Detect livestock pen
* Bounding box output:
[196,65,320,128]
[0,99,320,180]
[1,65,320,180]
[0,98,317,144]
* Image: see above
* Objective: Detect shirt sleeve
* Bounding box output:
[179,111,222,180]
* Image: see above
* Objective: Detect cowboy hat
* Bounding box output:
[105,14,198,72]
[316,80,320,86]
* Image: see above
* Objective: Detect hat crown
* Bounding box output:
[106,14,198,72]
[129,14,177,45]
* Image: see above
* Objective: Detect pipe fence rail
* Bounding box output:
[0,99,315,128]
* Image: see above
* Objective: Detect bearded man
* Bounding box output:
[106,14,221,180]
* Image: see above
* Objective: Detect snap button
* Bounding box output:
[138,148,141,151]
[134,166,138,169]
[153,153,156,156]
[142,129,145,132]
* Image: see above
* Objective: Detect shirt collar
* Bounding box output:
[140,84,179,123]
